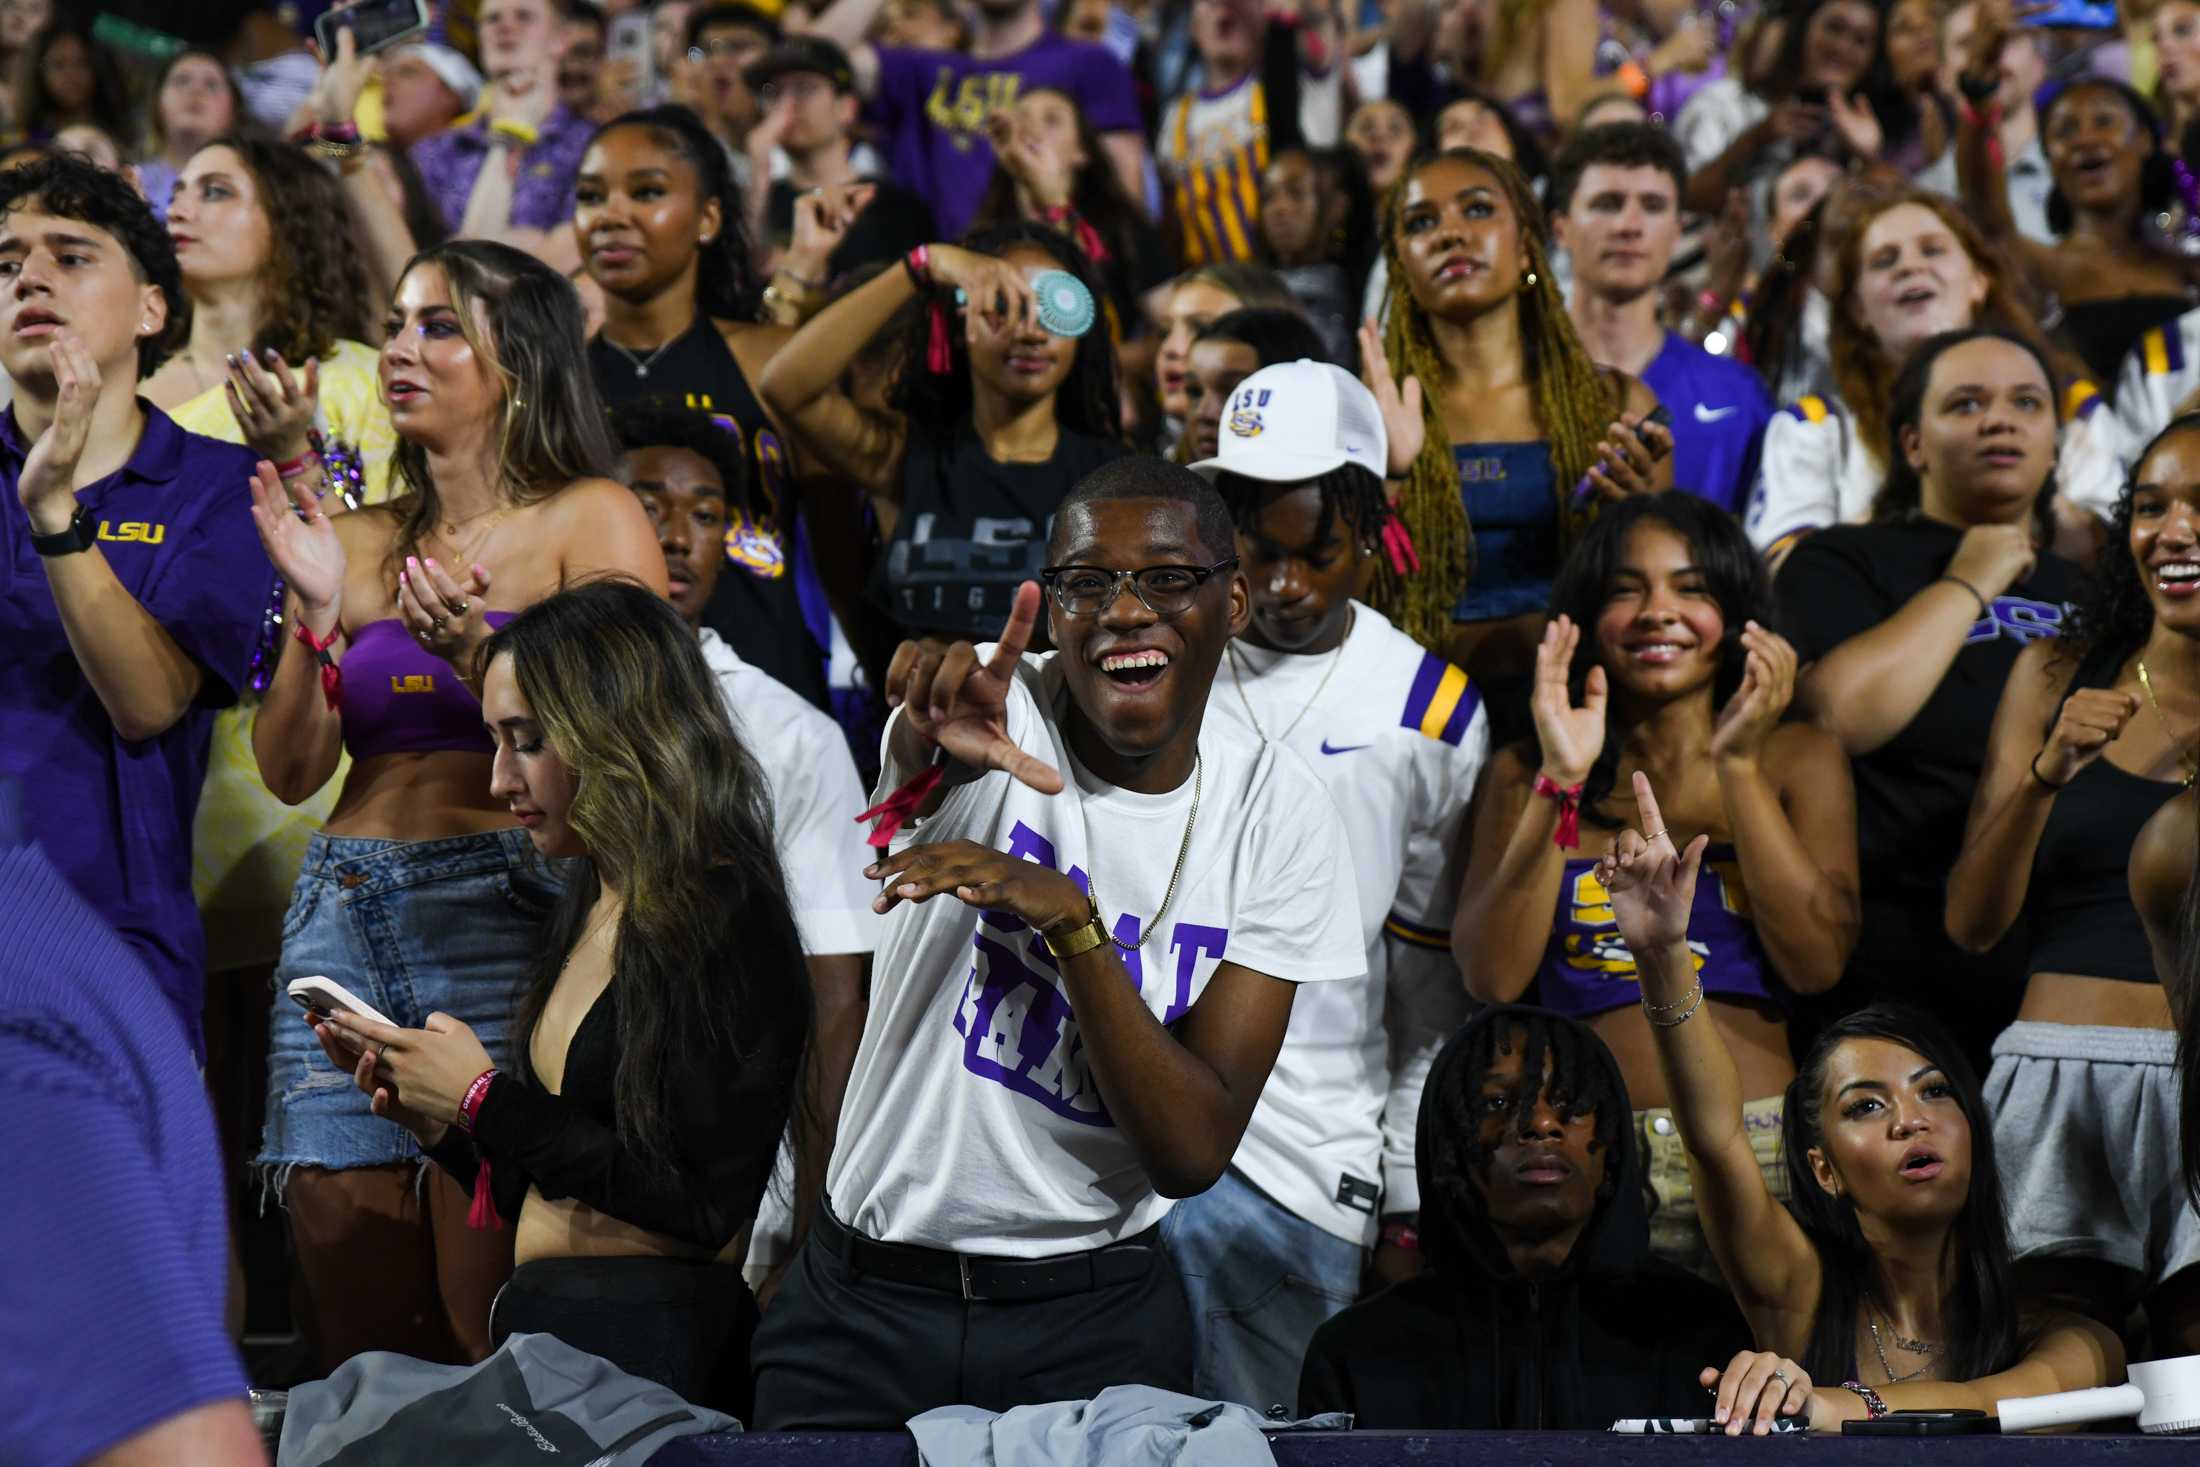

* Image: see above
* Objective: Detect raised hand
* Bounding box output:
[305,21,373,128]
[1826,88,1883,160]
[785,181,875,283]
[1360,318,1423,483]
[1710,621,1799,765]
[924,243,1038,341]
[18,332,100,531]
[2036,687,2138,787]
[1594,770,1710,956]
[1699,1350,1814,1436]
[226,348,320,464]
[1530,614,1608,786]
[884,580,1065,794]
[986,110,1073,211]
[396,554,493,672]
[247,460,348,635]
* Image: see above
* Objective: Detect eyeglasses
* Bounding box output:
[760,75,834,104]
[1039,558,1238,618]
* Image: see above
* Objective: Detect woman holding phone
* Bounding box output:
[310,581,812,1413]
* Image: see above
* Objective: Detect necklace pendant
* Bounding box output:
[634,365,648,379]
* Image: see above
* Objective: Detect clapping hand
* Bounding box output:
[17,332,99,533]
[1710,622,1798,765]
[396,554,493,670]
[226,349,320,465]
[883,580,1065,795]
[1530,615,1607,786]
[247,460,347,638]
[1360,318,1423,484]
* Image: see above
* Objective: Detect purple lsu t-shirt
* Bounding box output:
[0,843,248,1466]
[410,102,596,236]
[0,403,273,1057]
[873,35,1142,239]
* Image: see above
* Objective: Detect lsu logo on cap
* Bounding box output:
[1228,386,1273,439]
[723,509,786,579]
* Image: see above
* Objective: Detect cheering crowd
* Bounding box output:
[11,0,2200,1459]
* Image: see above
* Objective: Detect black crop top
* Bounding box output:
[2025,652,2184,984]
[428,878,808,1250]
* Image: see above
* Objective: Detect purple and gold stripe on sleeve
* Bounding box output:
[2143,326,2185,378]
[1385,913,1453,951]
[1400,652,1479,746]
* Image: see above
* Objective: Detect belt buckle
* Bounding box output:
[959,1254,975,1301]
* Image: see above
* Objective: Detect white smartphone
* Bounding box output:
[287,975,397,1030]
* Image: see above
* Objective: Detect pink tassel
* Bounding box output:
[468,1158,502,1231]
[856,762,947,849]
[926,302,953,375]
[1381,518,1421,576]
[1534,775,1584,851]
[1073,216,1109,266]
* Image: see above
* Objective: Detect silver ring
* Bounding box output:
[1771,1368,1791,1386]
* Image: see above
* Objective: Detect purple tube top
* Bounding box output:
[340,614,515,760]
[1534,843,1782,1018]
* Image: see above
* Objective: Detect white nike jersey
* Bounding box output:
[2110,308,2200,473]
[1205,603,1486,1243]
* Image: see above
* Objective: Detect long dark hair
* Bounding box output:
[1741,195,1827,397]
[13,25,130,140]
[585,106,764,323]
[2040,80,2176,238]
[482,580,813,1172]
[199,135,375,363]
[890,220,1121,445]
[385,241,620,574]
[1548,491,1777,820]
[1872,326,2060,543]
[1766,0,1880,106]
[1784,1004,2028,1384]
[2064,412,2200,671]
[968,86,1154,319]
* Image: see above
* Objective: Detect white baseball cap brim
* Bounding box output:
[1186,444,1353,482]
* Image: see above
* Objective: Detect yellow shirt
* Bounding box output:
[181,339,399,971]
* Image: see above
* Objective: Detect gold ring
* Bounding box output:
[1645,827,1668,842]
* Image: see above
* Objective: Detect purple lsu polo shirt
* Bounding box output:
[0,401,274,1058]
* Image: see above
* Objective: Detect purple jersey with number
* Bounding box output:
[871,35,1141,238]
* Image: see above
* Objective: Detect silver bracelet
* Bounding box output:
[1642,978,1705,1028]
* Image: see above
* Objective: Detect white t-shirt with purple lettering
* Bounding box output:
[825,650,1366,1257]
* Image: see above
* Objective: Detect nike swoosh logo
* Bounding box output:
[1320,740,1371,755]
[1694,404,1738,423]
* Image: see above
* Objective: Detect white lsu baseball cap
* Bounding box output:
[1188,359,1388,485]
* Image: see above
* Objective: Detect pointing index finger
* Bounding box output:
[1632,768,1667,842]
[987,580,1042,676]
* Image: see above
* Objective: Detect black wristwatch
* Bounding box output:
[30,503,95,557]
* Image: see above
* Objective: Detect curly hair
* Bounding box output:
[0,154,186,378]
[196,136,375,364]
[608,394,755,515]
[891,220,1121,447]
[2065,413,2200,671]
[1374,147,1618,652]
[586,107,764,323]
[1828,188,2061,481]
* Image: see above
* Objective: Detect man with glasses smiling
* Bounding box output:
[749,456,1366,1428]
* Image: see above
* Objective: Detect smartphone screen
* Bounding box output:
[315,0,431,59]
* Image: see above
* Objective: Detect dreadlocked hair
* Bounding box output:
[1214,462,1392,551]
[890,220,1121,446]
[1373,148,1617,652]
[1421,1009,1624,1271]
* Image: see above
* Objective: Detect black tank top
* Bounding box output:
[589,316,830,711]
[874,420,1125,640]
[2027,650,2184,982]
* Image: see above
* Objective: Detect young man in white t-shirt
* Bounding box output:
[1173,359,1487,1410]
[749,456,1367,1428]
[612,401,877,1264]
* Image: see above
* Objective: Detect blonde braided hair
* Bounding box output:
[1371,148,1621,652]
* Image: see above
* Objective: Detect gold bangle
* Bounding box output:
[1041,898,1109,960]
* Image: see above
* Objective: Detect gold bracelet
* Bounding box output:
[1041,897,1109,960]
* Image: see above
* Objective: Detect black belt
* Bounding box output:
[814,1206,1161,1302]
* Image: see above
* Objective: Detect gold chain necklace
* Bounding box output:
[1086,753,1201,952]
[1225,607,1353,745]
[2137,659,2199,787]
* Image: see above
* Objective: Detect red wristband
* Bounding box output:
[1533,773,1585,850]
[274,451,317,479]
[456,1066,499,1137]
[291,618,343,711]
[1380,1219,1420,1250]
[904,244,932,289]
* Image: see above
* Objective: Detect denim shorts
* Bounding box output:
[258,829,562,1174]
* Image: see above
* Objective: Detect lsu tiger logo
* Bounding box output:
[1228,387,1272,439]
[723,509,785,579]
[1559,865,1713,980]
